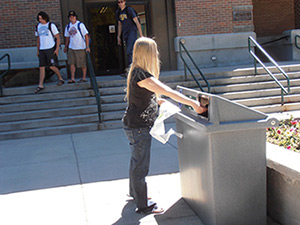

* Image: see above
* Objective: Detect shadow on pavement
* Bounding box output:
[0,126,179,195]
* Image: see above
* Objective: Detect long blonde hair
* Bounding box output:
[126,37,160,101]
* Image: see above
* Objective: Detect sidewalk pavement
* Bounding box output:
[2,110,297,225]
[0,123,205,225]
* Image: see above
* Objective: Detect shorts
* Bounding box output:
[39,47,58,67]
[68,49,86,68]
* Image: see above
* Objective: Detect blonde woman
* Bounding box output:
[123,37,206,214]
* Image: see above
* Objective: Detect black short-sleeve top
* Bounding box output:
[123,67,158,128]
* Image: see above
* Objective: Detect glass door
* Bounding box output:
[86,2,148,75]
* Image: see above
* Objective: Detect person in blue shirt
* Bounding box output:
[116,0,143,69]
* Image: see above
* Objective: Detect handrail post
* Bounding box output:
[0,54,11,97]
[254,58,257,75]
[179,39,187,81]
[0,78,3,97]
[295,35,300,50]
[281,89,284,105]
[248,37,257,74]
[86,52,102,123]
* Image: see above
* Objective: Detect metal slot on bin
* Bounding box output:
[175,86,278,225]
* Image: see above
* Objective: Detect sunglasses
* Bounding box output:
[118,1,125,3]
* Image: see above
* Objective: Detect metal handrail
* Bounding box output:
[0,54,11,97]
[248,36,290,105]
[179,39,210,93]
[295,35,300,50]
[86,52,102,123]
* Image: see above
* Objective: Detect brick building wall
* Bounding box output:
[0,0,62,49]
[174,0,253,36]
[253,0,295,37]
[295,0,300,29]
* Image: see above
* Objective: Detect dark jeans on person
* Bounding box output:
[123,125,152,210]
[124,30,137,65]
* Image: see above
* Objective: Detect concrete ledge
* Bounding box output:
[0,46,67,70]
[267,142,300,225]
[174,32,256,69]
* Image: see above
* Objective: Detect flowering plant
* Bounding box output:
[266,116,300,153]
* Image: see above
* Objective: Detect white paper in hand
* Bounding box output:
[150,101,183,144]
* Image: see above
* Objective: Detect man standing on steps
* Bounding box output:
[64,10,90,84]
[116,0,143,75]
[35,11,65,94]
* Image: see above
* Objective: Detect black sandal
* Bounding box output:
[35,86,44,94]
[68,79,76,84]
[57,80,65,86]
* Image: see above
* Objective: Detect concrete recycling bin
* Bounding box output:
[174,86,278,225]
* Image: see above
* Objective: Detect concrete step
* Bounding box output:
[220,86,300,100]
[0,123,99,141]
[234,94,300,107]
[2,82,91,96]
[252,102,300,113]
[0,114,99,132]
[1,62,299,140]
[211,78,300,94]
[0,110,124,132]
[0,89,94,104]
[0,105,98,122]
[0,97,97,113]
[0,102,126,123]
[98,120,123,130]
[0,93,126,113]
[165,72,300,93]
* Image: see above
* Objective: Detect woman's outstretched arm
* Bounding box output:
[138,77,207,114]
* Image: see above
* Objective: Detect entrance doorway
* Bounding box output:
[86,2,148,75]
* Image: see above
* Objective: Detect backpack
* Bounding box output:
[116,6,141,24]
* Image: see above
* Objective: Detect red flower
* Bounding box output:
[277,130,281,134]
[291,121,298,125]
[287,146,291,150]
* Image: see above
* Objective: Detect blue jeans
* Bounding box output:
[123,125,152,210]
[124,31,137,65]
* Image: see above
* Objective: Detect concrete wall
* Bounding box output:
[174,32,256,69]
[0,46,67,70]
[283,29,300,61]
[255,29,300,62]
[267,143,300,225]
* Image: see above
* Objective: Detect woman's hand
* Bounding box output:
[157,97,166,105]
[191,101,208,114]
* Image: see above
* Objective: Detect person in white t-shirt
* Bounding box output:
[64,11,90,83]
[35,11,64,93]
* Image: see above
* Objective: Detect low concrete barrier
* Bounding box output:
[0,46,67,70]
[174,32,256,69]
[267,143,300,225]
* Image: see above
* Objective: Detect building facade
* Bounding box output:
[0,0,299,74]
